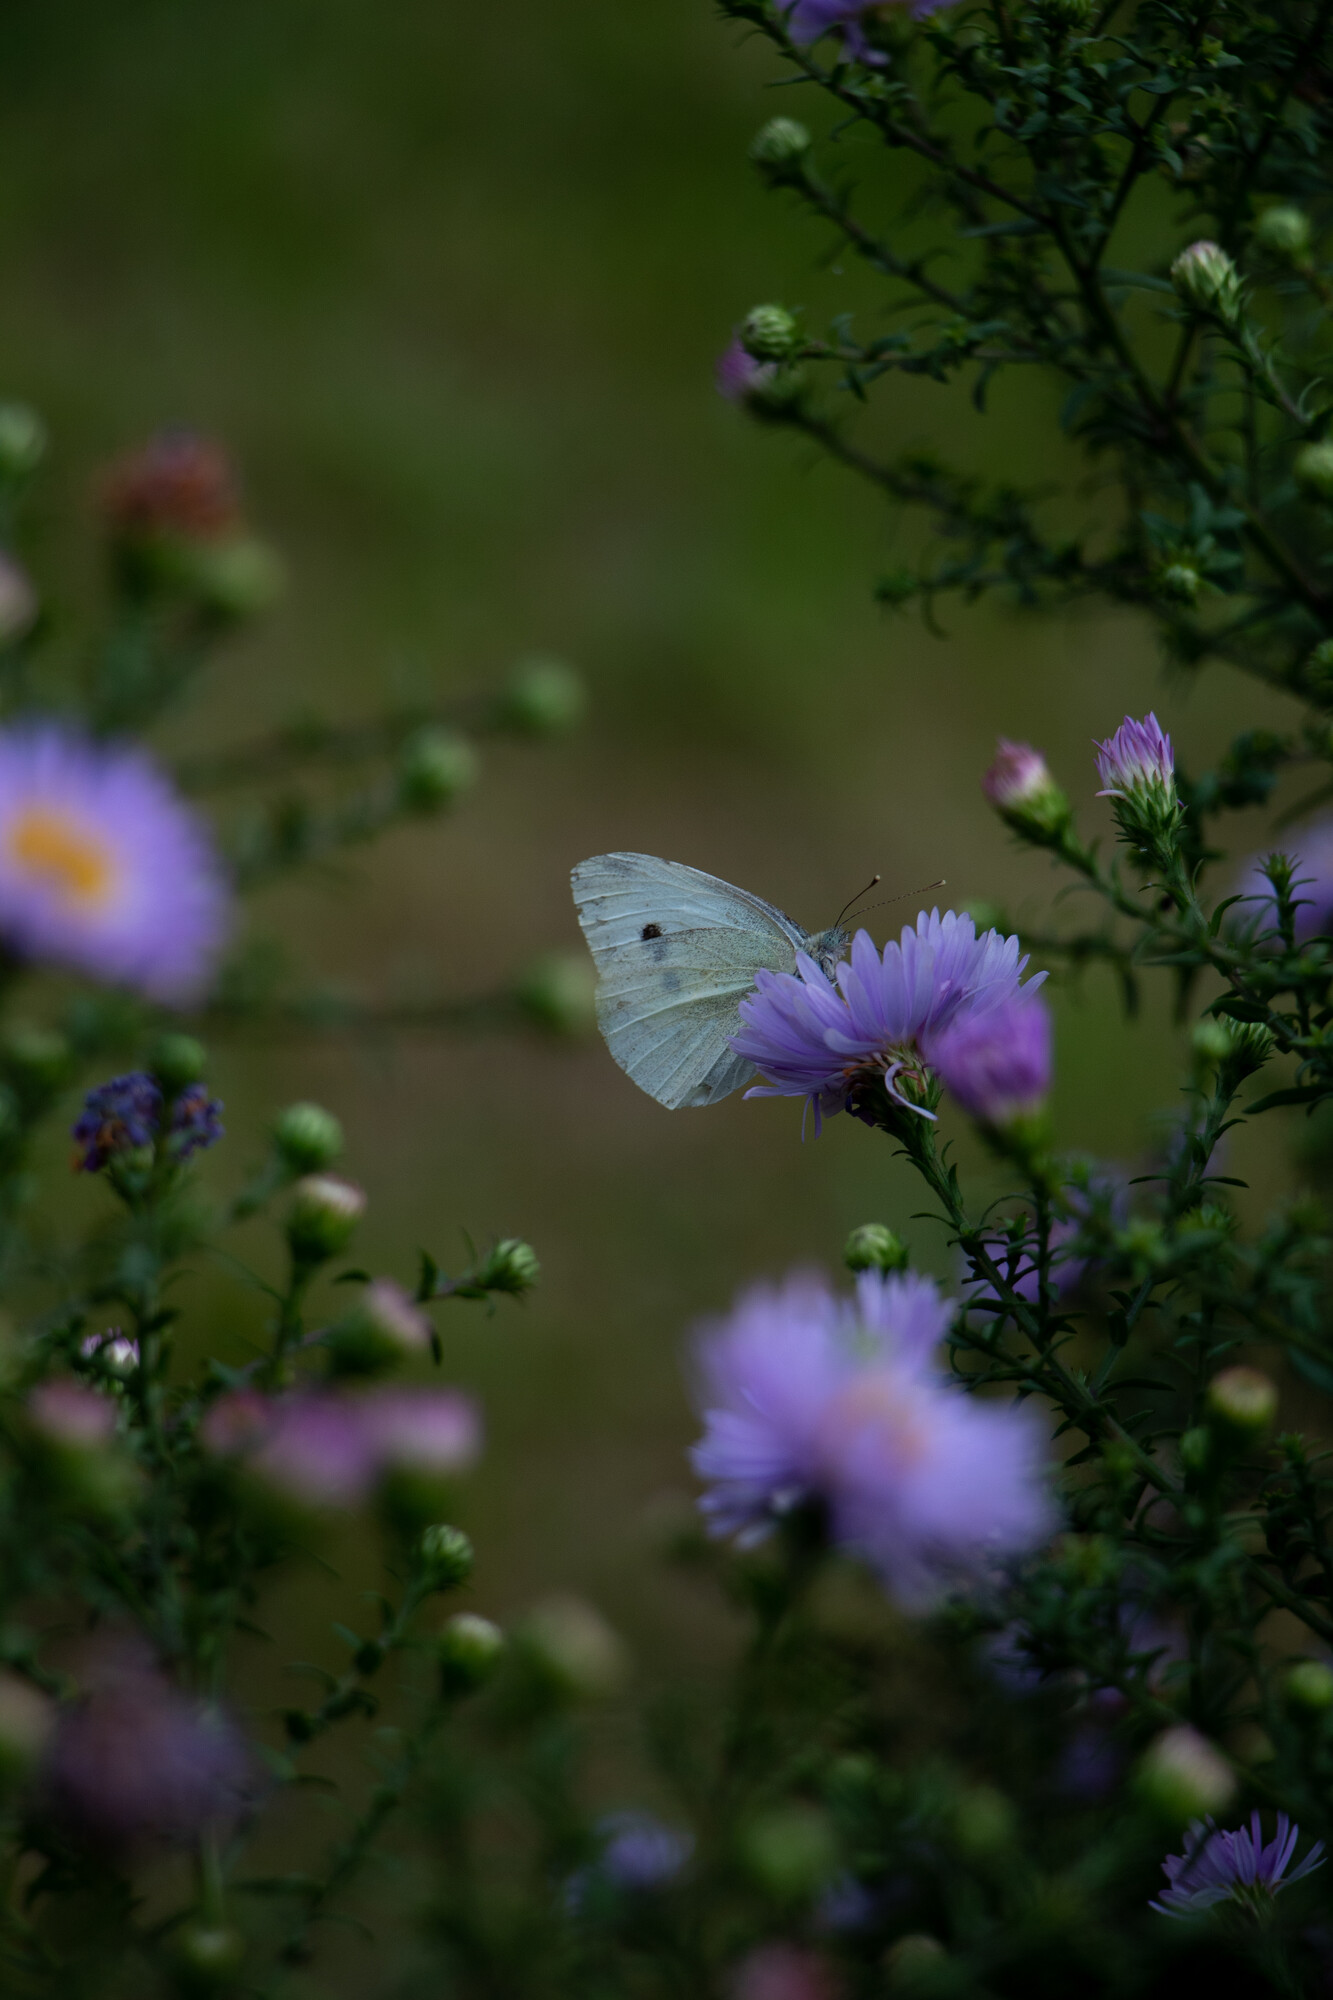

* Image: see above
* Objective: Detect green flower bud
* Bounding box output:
[884,1935,948,1993]
[749,117,812,169]
[1295,441,1333,502]
[844,1223,909,1274]
[396,728,478,812]
[496,656,586,737]
[1256,205,1311,261]
[1206,1364,1278,1440]
[1,1025,70,1101]
[476,1237,540,1295]
[1179,1425,1211,1474]
[438,1611,504,1693]
[1192,1018,1232,1065]
[0,1671,54,1782]
[286,1174,366,1263]
[1115,1217,1167,1273]
[950,1784,1015,1861]
[520,1594,626,1700]
[1284,1659,1333,1714]
[420,1523,475,1591]
[148,1033,207,1094]
[273,1101,344,1174]
[1136,1724,1235,1823]
[739,1803,838,1901]
[0,404,46,480]
[186,536,284,619]
[174,1924,246,1990]
[326,1278,432,1375]
[1158,562,1201,604]
[1170,240,1243,323]
[741,303,801,363]
[513,952,597,1037]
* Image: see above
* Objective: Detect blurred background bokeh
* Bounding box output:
[0,0,1308,1906]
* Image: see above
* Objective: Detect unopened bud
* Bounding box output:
[738,1803,838,1901]
[273,1101,344,1174]
[397,727,478,812]
[419,1523,475,1591]
[286,1175,366,1262]
[1256,206,1311,261]
[476,1237,539,1295]
[0,404,46,480]
[951,1784,1015,1861]
[438,1611,504,1693]
[187,536,283,619]
[148,1033,207,1094]
[174,1924,246,1989]
[741,303,801,363]
[327,1278,432,1375]
[982,737,1070,838]
[521,1594,626,1700]
[1285,1659,1333,1715]
[1295,441,1333,502]
[513,953,597,1037]
[497,655,586,736]
[2,1025,70,1100]
[0,1671,54,1780]
[1170,240,1243,323]
[1158,562,1200,604]
[1192,1018,1232,1065]
[1137,1723,1235,1822]
[843,1223,909,1274]
[1206,1365,1278,1440]
[749,117,812,168]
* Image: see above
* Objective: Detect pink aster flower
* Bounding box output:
[1152,1812,1324,1917]
[731,910,1045,1127]
[929,989,1052,1124]
[0,725,230,1001]
[690,1269,1054,1607]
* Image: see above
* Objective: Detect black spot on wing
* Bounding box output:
[641,923,663,940]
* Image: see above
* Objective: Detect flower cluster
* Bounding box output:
[730,909,1049,1128]
[72,1071,224,1172]
[690,1269,1054,1606]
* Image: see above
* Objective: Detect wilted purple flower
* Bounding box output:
[1236,815,1333,942]
[1152,1813,1324,1917]
[929,989,1052,1124]
[170,1083,224,1160]
[72,1072,162,1171]
[690,1269,1054,1607]
[787,1,949,64]
[716,337,778,403]
[732,1943,839,2000]
[42,1645,252,1849]
[0,726,229,1001]
[732,911,1045,1127]
[1094,713,1175,803]
[362,1387,482,1477]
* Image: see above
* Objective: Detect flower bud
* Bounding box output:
[148,1033,207,1094]
[1136,1723,1235,1822]
[520,1594,626,1700]
[950,1784,1015,1861]
[513,952,597,1036]
[739,1804,838,1902]
[286,1175,366,1263]
[1256,205,1311,261]
[326,1278,432,1375]
[438,1611,504,1693]
[749,117,812,169]
[0,555,37,644]
[0,403,46,480]
[185,536,283,619]
[1158,561,1200,604]
[982,738,1070,838]
[476,1237,539,1295]
[1094,712,1180,858]
[174,1924,246,1990]
[496,655,586,736]
[1170,240,1243,323]
[741,303,801,363]
[1284,1659,1333,1715]
[1191,1018,1232,1065]
[0,1670,54,1781]
[883,1935,948,1992]
[396,727,478,812]
[1206,1365,1278,1441]
[419,1523,475,1591]
[1,1024,71,1103]
[843,1223,909,1274]
[273,1101,344,1174]
[1294,440,1333,502]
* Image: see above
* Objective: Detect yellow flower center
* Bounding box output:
[7,807,118,909]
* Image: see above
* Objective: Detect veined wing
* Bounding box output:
[571,853,807,1109]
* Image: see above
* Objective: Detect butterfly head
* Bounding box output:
[805,925,850,976]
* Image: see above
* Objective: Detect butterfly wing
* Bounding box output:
[571,852,808,1109]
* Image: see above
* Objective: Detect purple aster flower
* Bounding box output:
[1094,712,1175,803]
[249,1393,378,1510]
[1236,815,1333,942]
[929,989,1052,1125]
[787,1,949,64]
[716,336,778,404]
[169,1082,224,1160]
[731,910,1044,1127]
[72,1072,162,1171]
[690,1269,1054,1607]
[362,1386,482,1478]
[0,724,230,1001]
[1152,1813,1324,1917]
[566,1810,693,1908]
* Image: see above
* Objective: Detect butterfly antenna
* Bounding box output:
[850,878,947,921]
[834,873,882,929]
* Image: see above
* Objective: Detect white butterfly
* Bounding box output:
[571,852,850,1110]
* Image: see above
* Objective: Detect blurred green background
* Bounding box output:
[0,0,1309,1967]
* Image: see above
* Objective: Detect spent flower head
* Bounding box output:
[1152,1812,1324,1916]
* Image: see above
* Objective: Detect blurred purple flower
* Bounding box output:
[1236,814,1333,942]
[170,1082,225,1161]
[0,725,229,1002]
[79,1329,140,1377]
[572,1810,693,1900]
[787,1,949,63]
[362,1387,482,1478]
[72,1073,162,1171]
[42,1646,253,1848]
[690,1269,1054,1607]
[200,1387,273,1458]
[27,1379,117,1449]
[929,989,1052,1124]
[716,337,778,403]
[1152,1813,1324,1916]
[732,1943,839,2000]
[732,911,1044,1128]
[1094,712,1174,802]
[250,1394,378,1509]
[983,738,1051,811]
